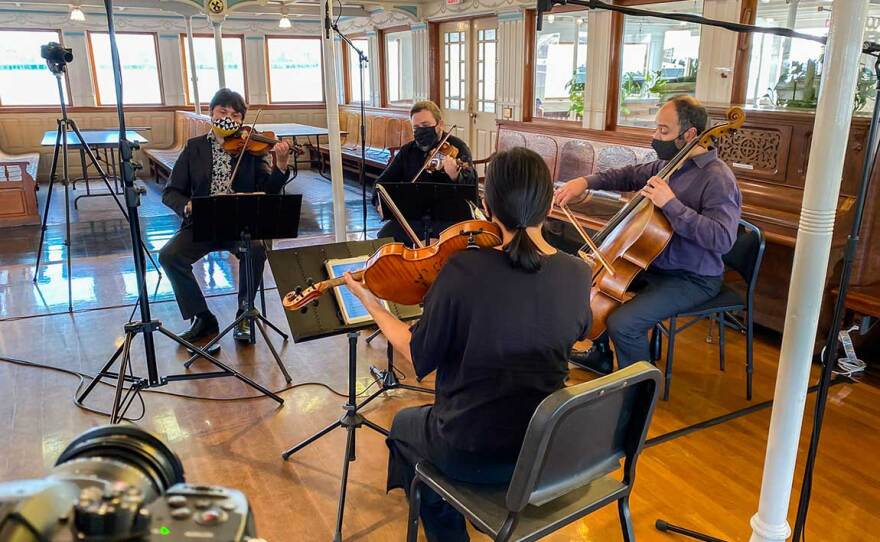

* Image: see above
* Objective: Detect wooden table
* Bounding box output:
[39,129,149,208]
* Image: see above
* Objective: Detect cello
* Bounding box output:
[568,107,745,340]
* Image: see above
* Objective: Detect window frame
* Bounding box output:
[379,25,413,109]
[178,33,249,105]
[525,6,590,126]
[0,28,73,108]
[342,33,373,105]
[606,0,704,132]
[86,30,165,107]
[264,34,325,105]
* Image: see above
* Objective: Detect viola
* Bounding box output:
[568,107,745,340]
[282,219,502,310]
[222,126,302,157]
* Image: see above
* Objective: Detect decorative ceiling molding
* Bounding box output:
[336,7,419,33]
[422,0,529,20]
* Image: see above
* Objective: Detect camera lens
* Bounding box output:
[51,425,185,500]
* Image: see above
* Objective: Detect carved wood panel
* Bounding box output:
[716,128,782,174]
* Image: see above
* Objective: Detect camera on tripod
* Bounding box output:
[0,425,261,541]
[40,42,73,75]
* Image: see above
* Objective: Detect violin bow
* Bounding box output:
[227,108,264,185]
[375,184,425,248]
[409,124,458,183]
[559,202,615,276]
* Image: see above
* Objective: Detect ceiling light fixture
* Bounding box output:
[70,5,85,21]
[547,14,555,23]
[279,5,292,29]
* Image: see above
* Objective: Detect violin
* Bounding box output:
[566,107,745,340]
[222,126,303,157]
[426,140,468,173]
[283,185,502,310]
[409,125,471,182]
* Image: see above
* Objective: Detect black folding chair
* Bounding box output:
[406,362,662,542]
[650,219,766,401]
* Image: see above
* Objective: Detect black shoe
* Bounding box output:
[569,344,614,376]
[233,317,252,343]
[179,313,219,344]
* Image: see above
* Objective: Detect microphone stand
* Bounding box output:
[327,5,369,238]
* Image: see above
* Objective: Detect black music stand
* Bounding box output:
[184,193,302,383]
[268,239,427,542]
[377,182,478,245]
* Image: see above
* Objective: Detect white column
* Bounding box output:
[185,16,200,112]
[583,10,612,129]
[695,0,742,106]
[412,23,429,102]
[749,2,869,541]
[212,19,226,88]
[367,30,381,107]
[322,1,347,241]
[497,11,525,121]
[61,31,95,107]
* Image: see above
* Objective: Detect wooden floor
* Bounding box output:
[1,173,878,541]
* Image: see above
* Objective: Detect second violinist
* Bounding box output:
[373,101,478,245]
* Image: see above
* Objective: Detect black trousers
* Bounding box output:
[387,406,515,542]
[158,226,266,320]
[604,268,722,367]
[377,219,458,247]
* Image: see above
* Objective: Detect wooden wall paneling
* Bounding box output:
[694,0,741,106]
[60,30,94,107]
[731,0,758,105]
[158,33,186,106]
[522,10,536,122]
[245,35,270,105]
[428,22,441,105]
[377,29,388,108]
[604,12,624,131]
[497,11,526,123]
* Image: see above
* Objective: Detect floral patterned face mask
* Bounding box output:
[212,116,240,137]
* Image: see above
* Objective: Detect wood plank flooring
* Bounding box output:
[1,293,877,541]
[0,171,877,541]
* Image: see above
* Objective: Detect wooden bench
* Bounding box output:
[0,160,39,227]
[143,111,211,183]
[317,108,413,178]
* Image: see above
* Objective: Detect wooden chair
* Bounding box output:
[0,160,39,227]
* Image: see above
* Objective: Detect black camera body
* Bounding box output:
[0,426,259,542]
[40,42,73,74]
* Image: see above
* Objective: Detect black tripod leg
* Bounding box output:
[333,426,357,542]
[254,318,292,383]
[258,313,289,341]
[109,333,133,423]
[361,418,390,437]
[76,341,125,404]
[158,326,283,404]
[281,419,343,459]
[655,520,727,542]
[33,123,62,283]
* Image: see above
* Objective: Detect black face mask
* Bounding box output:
[414,126,439,150]
[651,132,685,160]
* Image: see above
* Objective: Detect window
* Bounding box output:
[347,39,372,103]
[476,28,496,113]
[181,35,246,103]
[618,1,702,128]
[534,11,588,121]
[266,37,323,103]
[89,32,162,105]
[385,30,414,106]
[0,30,69,106]
[746,1,880,114]
[444,31,466,110]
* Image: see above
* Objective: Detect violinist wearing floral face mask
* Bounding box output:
[372,100,478,246]
[160,88,292,346]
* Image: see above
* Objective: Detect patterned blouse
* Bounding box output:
[208,132,234,195]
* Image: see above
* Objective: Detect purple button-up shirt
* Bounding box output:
[587,149,742,277]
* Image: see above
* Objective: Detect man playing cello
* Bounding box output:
[555,95,742,374]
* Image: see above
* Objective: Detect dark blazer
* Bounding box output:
[162,135,289,224]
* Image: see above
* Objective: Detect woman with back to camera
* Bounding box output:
[344,147,592,541]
